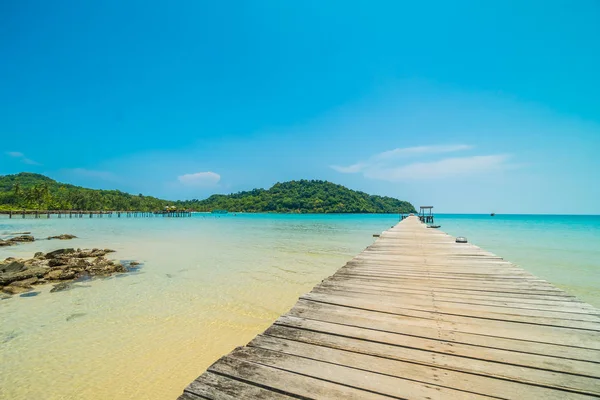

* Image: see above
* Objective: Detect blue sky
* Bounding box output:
[1,0,599,213]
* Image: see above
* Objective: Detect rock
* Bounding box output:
[68,258,91,268]
[9,235,35,242]
[76,248,109,258]
[48,258,67,267]
[23,258,47,268]
[0,266,50,286]
[45,248,75,259]
[1,260,26,274]
[0,245,129,297]
[11,277,39,287]
[2,284,33,295]
[58,271,76,280]
[47,234,77,240]
[104,249,116,253]
[45,270,64,280]
[92,257,109,265]
[75,271,91,280]
[50,282,72,293]
[113,263,127,273]
[0,239,14,247]
[11,232,31,234]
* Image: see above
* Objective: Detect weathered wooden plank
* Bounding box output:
[311,285,600,322]
[332,272,569,292]
[208,354,400,399]
[178,392,206,400]
[301,292,600,334]
[249,334,599,399]
[329,274,579,299]
[229,346,496,399]
[341,266,548,280]
[288,302,600,362]
[184,371,294,399]
[317,281,599,313]
[273,315,600,378]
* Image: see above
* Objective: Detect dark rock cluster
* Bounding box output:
[0,235,35,247]
[0,248,137,296]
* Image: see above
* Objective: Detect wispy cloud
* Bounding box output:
[331,144,513,181]
[330,163,366,173]
[374,144,473,160]
[364,155,510,181]
[178,171,221,186]
[6,151,41,165]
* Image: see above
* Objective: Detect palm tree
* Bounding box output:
[12,183,22,205]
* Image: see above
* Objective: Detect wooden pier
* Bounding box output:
[179,215,600,400]
[0,210,192,218]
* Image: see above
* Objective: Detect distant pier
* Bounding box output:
[179,215,600,399]
[418,205,434,223]
[0,210,192,219]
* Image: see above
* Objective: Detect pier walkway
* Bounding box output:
[0,210,192,218]
[179,216,600,399]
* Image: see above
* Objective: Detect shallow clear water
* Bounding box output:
[0,213,598,399]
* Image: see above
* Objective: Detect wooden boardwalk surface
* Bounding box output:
[179,216,600,399]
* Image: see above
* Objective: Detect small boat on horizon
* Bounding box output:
[491,212,496,216]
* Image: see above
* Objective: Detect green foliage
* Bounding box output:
[179,180,416,213]
[0,173,415,213]
[0,173,168,211]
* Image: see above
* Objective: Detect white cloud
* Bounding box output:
[374,144,473,160]
[5,151,41,165]
[364,155,510,181]
[178,171,221,186]
[330,163,366,173]
[331,144,514,181]
[331,144,472,175]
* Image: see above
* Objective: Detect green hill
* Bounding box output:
[0,173,415,213]
[182,180,415,213]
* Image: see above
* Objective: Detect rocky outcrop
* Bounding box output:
[47,234,77,240]
[8,235,35,242]
[0,235,35,247]
[0,248,138,296]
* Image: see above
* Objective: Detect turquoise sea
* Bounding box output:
[1,213,599,399]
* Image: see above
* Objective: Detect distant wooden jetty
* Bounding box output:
[179,215,600,399]
[418,205,434,224]
[0,210,192,218]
